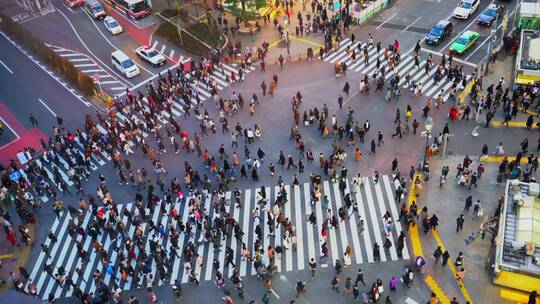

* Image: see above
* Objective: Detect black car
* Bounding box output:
[425,20,453,45]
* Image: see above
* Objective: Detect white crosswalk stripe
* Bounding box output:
[323,37,472,99]
[28,175,410,299]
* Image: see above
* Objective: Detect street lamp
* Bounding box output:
[422,116,433,172]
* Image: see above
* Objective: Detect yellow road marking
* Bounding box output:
[0,253,16,260]
[480,156,529,164]
[290,36,323,48]
[432,230,473,303]
[268,38,284,49]
[407,173,449,302]
[491,121,527,128]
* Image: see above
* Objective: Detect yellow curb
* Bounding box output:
[409,224,425,258]
[268,38,284,49]
[491,121,527,128]
[432,230,473,304]
[480,156,529,164]
[500,288,540,304]
[290,35,323,48]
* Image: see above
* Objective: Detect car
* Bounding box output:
[104,16,123,35]
[425,20,453,45]
[135,46,166,66]
[477,4,504,26]
[453,0,480,19]
[449,30,480,55]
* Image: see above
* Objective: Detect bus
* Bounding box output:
[104,0,150,19]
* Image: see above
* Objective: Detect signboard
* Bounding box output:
[17,151,29,165]
[10,171,21,182]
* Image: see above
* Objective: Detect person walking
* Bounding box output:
[442,250,450,266]
[456,214,465,233]
[355,269,366,286]
[29,114,38,127]
[432,246,442,265]
[309,258,317,279]
[331,275,340,292]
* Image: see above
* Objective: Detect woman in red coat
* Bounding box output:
[6,229,17,246]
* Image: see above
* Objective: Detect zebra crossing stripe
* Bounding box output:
[314,183,326,267]
[29,216,61,290]
[322,181,340,266]
[383,175,410,260]
[373,181,399,260]
[324,38,352,62]
[303,183,316,263]
[363,177,386,262]
[261,187,271,267]
[294,185,305,270]
[331,181,350,263]
[344,180,363,264]
[37,213,72,299]
[354,179,374,263]
[284,185,293,272]
[273,186,282,273]
[240,190,252,276]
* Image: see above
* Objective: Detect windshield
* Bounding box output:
[456,37,469,45]
[459,1,472,9]
[131,1,149,13]
[430,28,443,36]
[108,20,119,27]
[147,50,158,58]
[484,8,496,17]
[122,60,135,69]
[91,5,104,13]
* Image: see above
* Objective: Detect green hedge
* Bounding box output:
[0,12,97,96]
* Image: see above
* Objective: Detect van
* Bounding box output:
[84,0,106,19]
[111,50,140,78]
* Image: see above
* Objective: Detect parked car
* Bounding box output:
[425,20,453,45]
[135,46,166,67]
[477,4,504,26]
[449,30,480,55]
[453,0,480,19]
[104,16,123,35]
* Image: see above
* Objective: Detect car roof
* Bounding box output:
[435,20,451,27]
[461,30,478,38]
[487,4,501,10]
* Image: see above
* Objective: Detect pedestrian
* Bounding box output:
[278,54,284,69]
[456,214,465,233]
[334,259,342,274]
[432,246,442,265]
[442,250,450,266]
[331,275,340,292]
[355,268,366,286]
[309,258,316,279]
[343,81,350,96]
[29,114,38,127]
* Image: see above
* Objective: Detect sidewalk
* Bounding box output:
[417,155,517,304]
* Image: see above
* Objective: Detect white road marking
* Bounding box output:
[38,98,57,116]
[401,16,422,33]
[0,58,14,74]
[0,117,20,139]
[13,41,92,108]
[376,13,397,29]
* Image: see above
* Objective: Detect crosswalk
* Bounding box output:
[28,175,410,299]
[324,38,470,100]
[47,44,128,92]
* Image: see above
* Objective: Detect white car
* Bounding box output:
[104,16,123,35]
[135,46,166,67]
[453,0,480,19]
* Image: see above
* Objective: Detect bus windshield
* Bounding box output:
[131,1,149,13]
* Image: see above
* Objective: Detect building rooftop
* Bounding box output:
[496,180,540,276]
